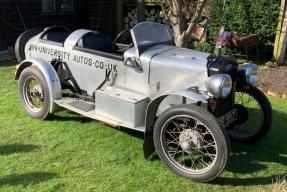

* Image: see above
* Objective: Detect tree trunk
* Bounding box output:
[174,31,189,47]
[171,0,189,47]
[172,0,207,48]
[172,15,184,47]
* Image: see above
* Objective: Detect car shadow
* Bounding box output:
[48,114,93,123]
[118,127,144,140]
[217,108,287,186]
[0,144,38,156]
[215,174,286,186]
[0,172,57,187]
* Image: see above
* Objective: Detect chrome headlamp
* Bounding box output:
[204,74,232,98]
[238,64,257,85]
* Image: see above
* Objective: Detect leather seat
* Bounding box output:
[77,32,113,53]
[42,32,70,43]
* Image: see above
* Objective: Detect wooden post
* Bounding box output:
[273,0,286,63]
[137,0,145,22]
[277,1,287,65]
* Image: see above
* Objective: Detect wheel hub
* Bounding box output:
[179,129,204,154]
[31,85,43,100]
[23,77,45,113]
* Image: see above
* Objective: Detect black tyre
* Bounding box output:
[18,66,51,119]
[228,85,272,144]
[153,105,230,182]
[15,29,42,63]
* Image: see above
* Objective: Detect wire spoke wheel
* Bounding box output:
[23,77,45,113]
[153,105,229,182]
[161,115,218,173]
[229,91,264,138]
[228,85,272,143]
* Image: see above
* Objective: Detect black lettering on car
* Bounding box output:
[73,55,78,62]
[100,61,104,69]
[56,50,60,58]
[33,45,38,51]
[47,48,50,55]
[84,57,88,65]
[42,47,47,54]
[50,49,54,56]
[80,56,85,64]
[95,60,100,68]
[107,63,113,71]
[88,59,93,66]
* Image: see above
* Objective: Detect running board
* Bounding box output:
[68,100,95,112]
[54,97,145,132]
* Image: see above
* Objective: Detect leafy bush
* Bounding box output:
[194,42,215,53]
[209,0,280,59]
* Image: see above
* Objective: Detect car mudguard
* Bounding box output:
[143,89,209,159]
[15,58,62,113]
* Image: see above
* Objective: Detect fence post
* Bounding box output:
[274,0,287,64]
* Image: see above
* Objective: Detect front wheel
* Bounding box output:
[228,85,272,143]
[153,105,230,182]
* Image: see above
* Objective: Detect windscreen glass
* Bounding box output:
[131,22,173,46]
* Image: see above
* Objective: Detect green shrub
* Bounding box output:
[209,0,280,59]
[194,42,215,53]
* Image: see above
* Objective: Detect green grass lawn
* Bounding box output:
[0,62,287,192]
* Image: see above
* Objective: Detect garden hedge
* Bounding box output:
[209,0,280,59]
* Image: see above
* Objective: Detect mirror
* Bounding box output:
[125,58,143,72]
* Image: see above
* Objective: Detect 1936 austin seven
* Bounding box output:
[14,22,272,182]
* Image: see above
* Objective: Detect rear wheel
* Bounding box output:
[228,85,272,143]
[15,29,42,63]
[153,105,229,182]
[18,66,51,119]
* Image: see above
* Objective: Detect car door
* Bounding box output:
[68,49,125,96]
[63,29,125,96]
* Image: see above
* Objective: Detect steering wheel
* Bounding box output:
[113,29,133,53]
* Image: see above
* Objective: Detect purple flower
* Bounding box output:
[218,31,232,43]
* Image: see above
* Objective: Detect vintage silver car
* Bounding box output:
[14,22,272,182]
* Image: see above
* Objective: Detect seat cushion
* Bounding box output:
[42,32,70,43]
[77,32,113,53]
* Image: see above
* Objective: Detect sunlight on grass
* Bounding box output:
[271,177,287,192]
[0,62,287,191]
[254,176,287,192]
